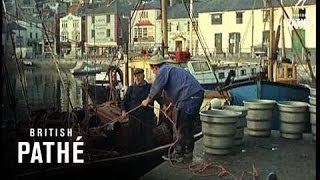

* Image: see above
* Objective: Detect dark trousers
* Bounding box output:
[174,91,204,155]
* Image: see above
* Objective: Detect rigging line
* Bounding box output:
[239,0,258,61]
[286,29,313,81]
[276,0,311,55]
[183,1,230,103]
[182,2,220,85]
[14,0,23,60]
[33,0,74,110]
[2,0,33,124]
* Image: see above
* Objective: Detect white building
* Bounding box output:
[82,1,121,58]
[197,0,316,58]
[60,13,82,58]
[130,0,161,51]
[156,0,316,59]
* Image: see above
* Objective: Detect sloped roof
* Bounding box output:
[135,0,160,10]
[134,19,153,26]
[166,0,316,19]
[78,1,118,15]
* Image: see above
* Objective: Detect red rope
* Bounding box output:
[93,103,259,180]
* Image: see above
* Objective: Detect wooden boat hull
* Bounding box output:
[16,133,203,180]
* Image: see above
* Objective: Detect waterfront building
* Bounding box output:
[59,13,82,58]
[152,0,315,61]
[129,0,161,52]
[78,1,128,58]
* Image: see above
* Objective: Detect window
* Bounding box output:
[263,10,270,22]
[62,21,67,28]
[288,68,293,78]
[140,11,148,18]
[143,28,147,37]
[30,32,32,38]
[72,31,80,41]
[62,32,68,41]
[218,72,225,79]
[138,28,142,37]
[187,21,190,31]
[191,62,210,72]
[293,8,306,20]
[251,68,256,76]
[176,22,180,31]
[240,69,246,76]
[92,16,95,24]
[211,14,222,24]
[91,30,95,38]
[36,33,38,39]
[168,22,171,32]
[106,29,110,37]
[236,12,243,24]
[106,15,110,23]
[73,20,79,28]
[134,28,137,38]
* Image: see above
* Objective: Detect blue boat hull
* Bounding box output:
[223,80,311,132]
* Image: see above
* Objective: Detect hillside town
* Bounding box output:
[2,0,316,62]
[2,0,316,179]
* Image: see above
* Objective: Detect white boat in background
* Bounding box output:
[165,59,260,90]
[70,61,103,75]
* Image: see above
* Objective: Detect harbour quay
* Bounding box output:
[141,130,316,180]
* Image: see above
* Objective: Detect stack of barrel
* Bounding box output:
[309,88,316,141]
[224,105,247,147]
[277,101,309,139]
[200,109,241,155]
[243,100,276,137]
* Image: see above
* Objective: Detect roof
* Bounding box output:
[166,0,316,19]
[78,1,118,15]
[134,0,160,10]
[134,19,154,26]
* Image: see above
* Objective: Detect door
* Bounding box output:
[292,29,305,54]
[175,40,182,51]
[215,33,222,53]
[229,33,240,54]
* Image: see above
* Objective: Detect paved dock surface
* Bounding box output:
[141,130,316,180]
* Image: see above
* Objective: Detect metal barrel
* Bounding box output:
[309,104,316,141]
[309,96,316,106]
[277,101,309,139]
[243,99,276,137]
[309,87,316,141]
[224,105,247,146]
[200,109,240,155]
[310,88,316,97]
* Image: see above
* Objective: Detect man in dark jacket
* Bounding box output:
[121,68,161,153]
[141,54,204,163]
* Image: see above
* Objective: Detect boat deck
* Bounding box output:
[141,130,316,180]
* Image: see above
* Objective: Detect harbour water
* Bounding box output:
[2,66,99,124]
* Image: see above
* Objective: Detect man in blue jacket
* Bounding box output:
[121,68,161,153]
[141,54,204,163]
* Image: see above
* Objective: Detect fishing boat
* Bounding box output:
[221,0,315,131]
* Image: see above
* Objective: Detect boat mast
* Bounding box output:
[280,1,286,59]
[161,0,168,56]
[189,0,193,54]
[276,0,315,84]
[267,0,274,81]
